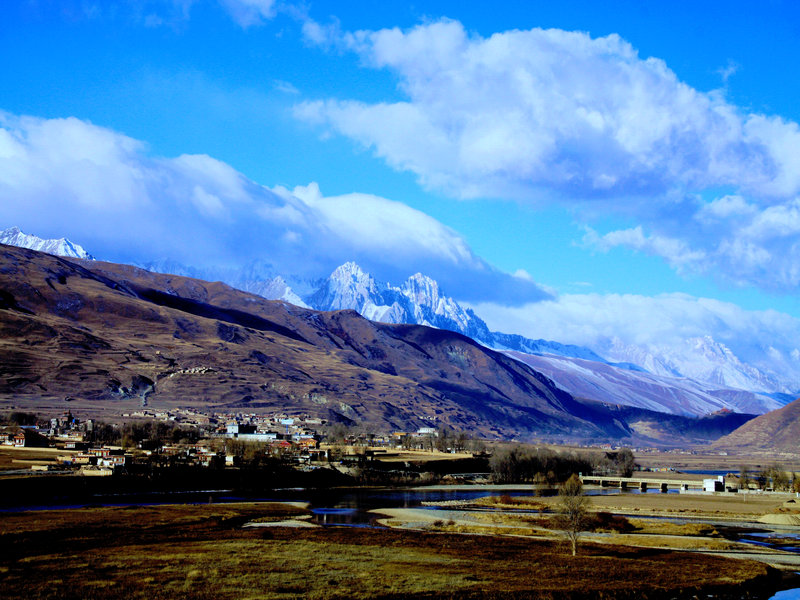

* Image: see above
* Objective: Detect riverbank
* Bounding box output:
[390,489,800,572]
[0,502,784,599]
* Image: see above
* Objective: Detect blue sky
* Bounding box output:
[4,0,800,361]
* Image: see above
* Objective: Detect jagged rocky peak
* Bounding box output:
[0,226,94,260]
[328,262,382,297]
[403,272,441,306]
[308,261,385,312]
[331,261,373,283]
[601,335,792,395]
[239,276,309,308]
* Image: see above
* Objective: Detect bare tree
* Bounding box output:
[738,465,751,502]
[615,448,636,477]
[555,474,590,556]
[739,465,751,489]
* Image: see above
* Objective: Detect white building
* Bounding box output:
[703,476,725,492]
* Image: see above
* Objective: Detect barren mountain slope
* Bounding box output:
[0,244,756,444]
[0,244,618,440]
[710,398,800,454]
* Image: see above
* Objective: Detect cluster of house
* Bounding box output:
[0,427,49,448]
[3,406,468,479]
[59,444,130,476]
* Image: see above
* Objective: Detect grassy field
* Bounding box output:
[0,502,781,600]
[474,489,791,519]
[632,450,800,472]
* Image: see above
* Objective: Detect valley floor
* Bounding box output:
[0,500,791,600]
[377,488,800,571]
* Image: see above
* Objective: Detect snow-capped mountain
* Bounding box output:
[3,227,796,415]
[300,262,797,414]
[238,277,309,308]
[491,332,612,365]
[508,351,781,417]
[304,262,642,365]
[0,227,94,260]
[307,262,494,342]
[135,258,311,308]
[599,336,797,395]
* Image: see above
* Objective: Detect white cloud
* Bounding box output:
[297,19,800,292]
[289,182,474,265]
[0,113,149,211]
[583,226,708,273]
[297,20,797,201]
[276,182,550,302]
[696,195,756,221]
[717,60,739,83]
[217,0,275,27]
[512,269,534,281]
[0,111,548,304]
[470,292,800,387]
[73,1,277,28]
[273,80,300,95]
[301,17,344,49]
[742,199,800,239]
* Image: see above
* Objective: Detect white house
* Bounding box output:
[703,476,725,492]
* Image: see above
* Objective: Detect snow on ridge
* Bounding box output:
[600,336,794,396]
[4,225,795,411]
[509,351,781,416]
[0,226,94,260]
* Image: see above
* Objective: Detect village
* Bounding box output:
[2,409,799,499]
[0,408,480,478]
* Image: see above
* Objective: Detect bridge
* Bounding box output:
[579,474,715,493]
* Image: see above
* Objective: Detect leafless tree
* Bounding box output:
[555,473,590,556]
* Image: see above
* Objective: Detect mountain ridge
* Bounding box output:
[0,227,94,260]
[0,226,792,415]
[710,398,800,454]
[0,243,756,445]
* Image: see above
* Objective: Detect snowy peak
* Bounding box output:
[399,272,481,334]
[508,351,781,417]
[402,272,440,307]
[308,261,385,313]
[300,262,796,413]
[331,261,375,287]
[303,262,493,343]
[0,226,94,260]
[600,336,792,395]
[238,276,309,308]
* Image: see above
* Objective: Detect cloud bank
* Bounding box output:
[0,111,548,304]
[470,292,800,387]
[297,19,800,292]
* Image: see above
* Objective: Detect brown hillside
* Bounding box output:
[710,398,800,454]
[0,244,627,440]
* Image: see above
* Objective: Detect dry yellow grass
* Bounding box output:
[518,490,788,519]
[626,519,719,537]
[596,533,741,551]
[0,502,779,599]
[472,495,548,511]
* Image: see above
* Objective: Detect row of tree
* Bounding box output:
[323,423,487,453]
[85,420,203,449]
[1,411,43,426]
[489,446,636,484]
[739,465,800,492]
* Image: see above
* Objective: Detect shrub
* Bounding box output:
[587,512,635,533]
